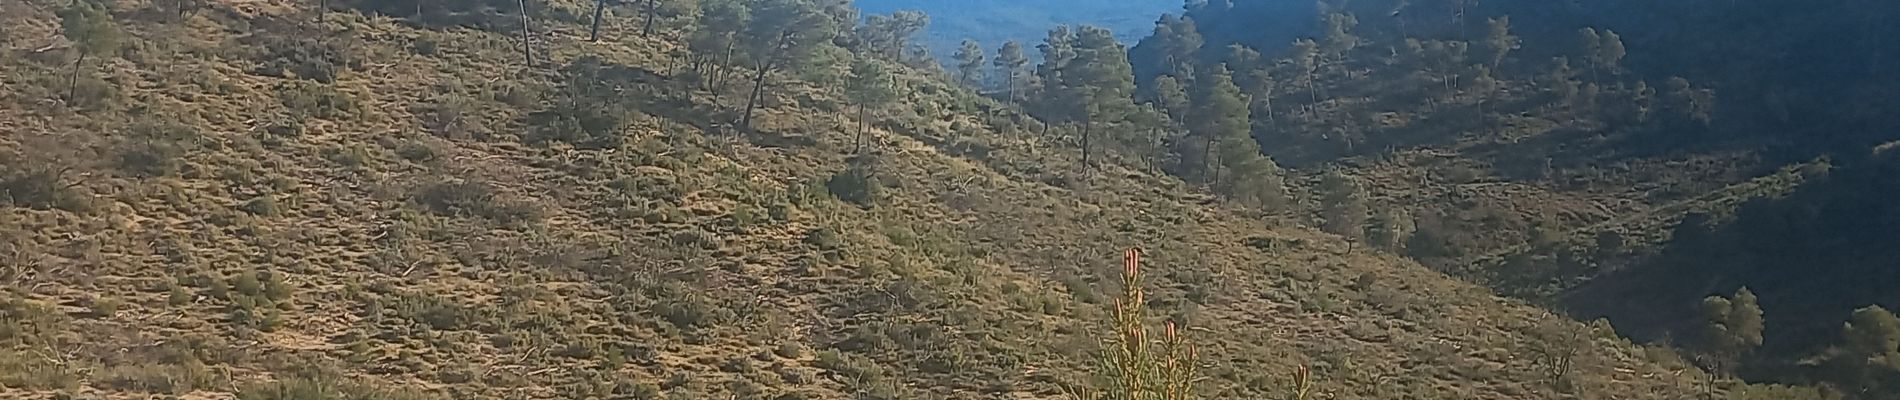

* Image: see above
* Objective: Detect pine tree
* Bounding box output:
[58,0,120,103]
[1320,170,1368,241]
[954,39,985,88]
[992,41,1031,104]
[858,11,928,62]
[1033,26,1079,131]
[1470,65,1498,133]
[1632,80,1656,123]
[1129,103,1172,173]
[1188,65,1250,185]
[736,0,844,132]
[687,0,750,97]
[1578,27,1602,82]
[1839,305,1900,395]
[1483,16,1520,69]
[1148,14,1204,82]
[1664,77,1715,126]
[1367,209,1414,251]
[1320,13,1360,66]
[1288,38,1321,114]
[1067,26,1139,169]
[1152,75,1190,123]
[1545,57,1580,108]
[1225,44,1275,122]
[845,58,897,152]
[1698,287,1765,380]
[1598,29,1627,76]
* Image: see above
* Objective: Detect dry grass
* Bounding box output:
[0,0,1726,399]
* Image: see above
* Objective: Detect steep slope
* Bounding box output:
[1103,0,1900,395]
[1566,149,1900,381]
[0,0,1719,399]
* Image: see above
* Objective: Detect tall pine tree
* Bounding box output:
[1066,26,1138,169]
[1187,65,1246,186]
[953,39,985,88]
[845,58,897,152]
[993,41,1031,104]
[736,0,843,132]
[1033,26,1078,133]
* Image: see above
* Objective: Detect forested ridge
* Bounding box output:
[0,0,1894,399]
[928,0,1899,397]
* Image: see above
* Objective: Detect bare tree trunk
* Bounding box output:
[1263,87,1276,122]
[519,0,534,67]
[855,103,868,152]
[1202,135,1216,183]
[67,51,87,102]
[740,59,775,132]
[588,0,605,41]
[717,40,736,90]
[1080,121,1093,169]
[1209,137,1223,186]
[1004,74,1016,105]
[643,0,659,37]
[318,0,327,22]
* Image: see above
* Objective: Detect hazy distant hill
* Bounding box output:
[855,0,1180,59]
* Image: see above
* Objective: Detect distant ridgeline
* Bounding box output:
[853,0,1178,62]
[1127,0,1900,159]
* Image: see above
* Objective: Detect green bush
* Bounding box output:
[802,227,841,251]
[116,119,200,178]
[249,35,358,83]
[0,165,93,212]
[65,74,119,109]
[240,195,280,216]
[387,293,477,331]
[813,350,884,385]
[92,360,220,394]
[237,375,439,400]
[773,342,803,359]
[278,81,358,120]
[825,163,882,208]
[608,172,684,203]
[670,229,719,250]
[87,295,123,318]
[410,180,545,224]
[524,100,625,149]
[656,295,731,332]
[117,140,184,178]
[394,140,439,163]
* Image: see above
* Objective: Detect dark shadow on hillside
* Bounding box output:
[1562,152,1900,367]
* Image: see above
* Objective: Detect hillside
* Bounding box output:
[1102,0,1899,395]
[0,0,1740,399]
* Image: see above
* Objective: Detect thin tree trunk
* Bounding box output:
[588,0,605,41]
[717,40,736,90]
[1080,121,1093,169]
[1209,137,1223,186]
[855,104,867,152]
[318,0,327,22]
[740,59,775,132]
[643,0,659,37]
[1202,135,1216,183]
[67,51,87,102]
[1004,74,1016,105]
[519,0,534,67]
[1263,87,1276,122]
[1306,73,1320,117]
